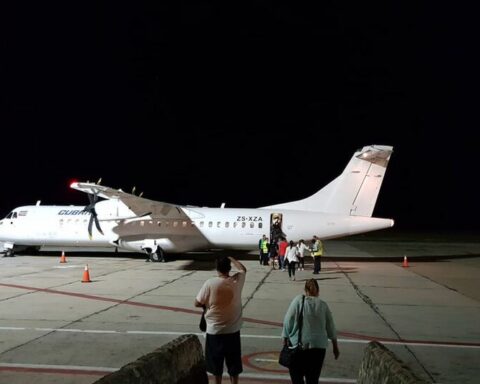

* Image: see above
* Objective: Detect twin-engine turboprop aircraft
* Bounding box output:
[0,145,394,261]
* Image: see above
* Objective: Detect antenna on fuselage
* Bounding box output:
[36,200,41,206]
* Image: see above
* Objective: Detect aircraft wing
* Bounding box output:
[70,182,187,219]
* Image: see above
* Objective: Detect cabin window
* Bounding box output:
[250,222,254,228]
[157,221,162,226]
[191,221,195,227]
[217,221,221,228]
[149,220,153,225]
[173,221,178,227]
[165,221,169,227]
[233,222,238,228]
[258,222,263,228]
[241,222,246,228]
[208,221,213,228]
[225,222,229,228]
[140,221,145,226]
[200,221,204,227]
[182,221,187,227]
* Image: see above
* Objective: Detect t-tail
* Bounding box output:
[262,144,393,217]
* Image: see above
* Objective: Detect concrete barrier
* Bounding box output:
[358,341,430,384]
[93,334,208,384]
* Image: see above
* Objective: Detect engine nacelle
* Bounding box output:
[114,238,175,253]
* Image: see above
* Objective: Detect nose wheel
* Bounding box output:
[2,249,15,257]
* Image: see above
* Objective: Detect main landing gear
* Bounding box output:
[145,246,166,263]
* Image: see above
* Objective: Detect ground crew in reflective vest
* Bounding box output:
[311,235,323,274]
[259,235,269,265]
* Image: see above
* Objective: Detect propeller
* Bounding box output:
[83,190,104,239]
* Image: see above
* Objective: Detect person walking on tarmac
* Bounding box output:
[311,236,323,274]
[285,240,299,281]
[258,235,269,266]
[297,239,309,271]
[278,237,289,271]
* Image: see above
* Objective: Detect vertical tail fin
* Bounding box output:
[262,145,393,217]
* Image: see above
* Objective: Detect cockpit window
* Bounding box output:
[12,212,18,219]
[5,212,13,219]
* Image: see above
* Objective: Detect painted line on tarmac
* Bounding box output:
[0,362,116,375]
[242,350,355,378]
[215,372,356,383]
[1,283,479,349]
[1,326,479,349]
[0,363,352,383]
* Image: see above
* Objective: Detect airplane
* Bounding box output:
[0,144,394,261]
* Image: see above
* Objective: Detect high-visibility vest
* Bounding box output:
[312,240,323,257]
[261,239,269,253]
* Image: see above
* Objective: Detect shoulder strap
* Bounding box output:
[298,295,305,345]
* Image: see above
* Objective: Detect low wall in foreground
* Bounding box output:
[358,341,430,384]
[93,334,208,384]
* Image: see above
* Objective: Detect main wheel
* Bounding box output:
[153,246,166,263]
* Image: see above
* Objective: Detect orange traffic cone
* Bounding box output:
[59,251,67,263]
[402,255,409,268]
[82,264,91,283]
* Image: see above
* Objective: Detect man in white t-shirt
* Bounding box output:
[195,256,247,384]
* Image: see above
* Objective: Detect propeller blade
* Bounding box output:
[97,177,102,185]
[94,215,104,235]
[87,215,94,239]
[83,191,103,238]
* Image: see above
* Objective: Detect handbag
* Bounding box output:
[199,305,207,332]
[279,295,305,368]
[279,343,301,368]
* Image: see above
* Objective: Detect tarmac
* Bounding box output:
[0,233,479,383]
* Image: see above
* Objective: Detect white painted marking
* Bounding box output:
[0,363,355,383]
[126,330,202,336]
[216,372,357,383]
[0,362,117,372]
[237,334,281,339]
[53,265,82,269]
[0,326,478,349]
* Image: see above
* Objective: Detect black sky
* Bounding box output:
[1,2,478,231]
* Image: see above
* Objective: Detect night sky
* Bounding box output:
[1,3,478,231]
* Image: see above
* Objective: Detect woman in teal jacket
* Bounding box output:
[282,279,340,383]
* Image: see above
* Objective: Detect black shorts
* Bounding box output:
[205,331,243,376]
